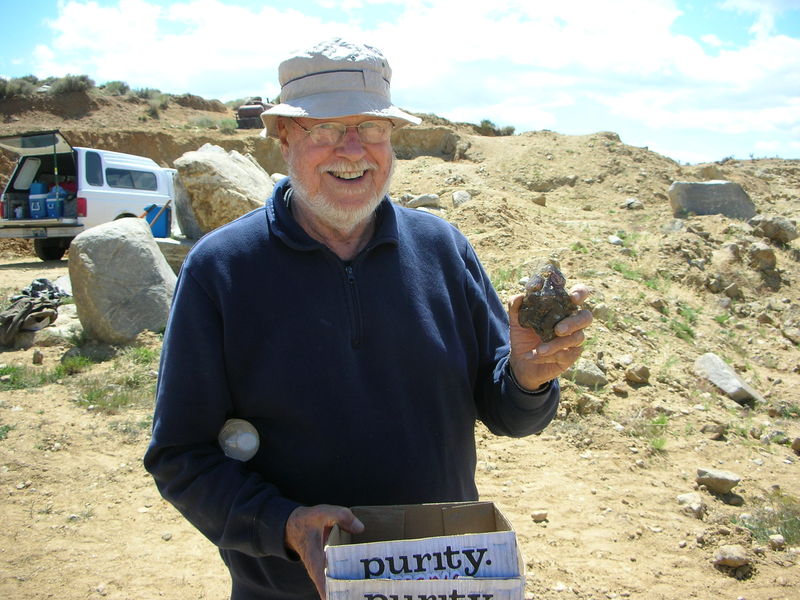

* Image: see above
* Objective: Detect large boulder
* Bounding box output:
[172,175,204,240]
[68,218,176,344]
[174,143,274,236]
[668,180,756,220]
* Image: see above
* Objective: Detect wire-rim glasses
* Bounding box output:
[291,118,393,146]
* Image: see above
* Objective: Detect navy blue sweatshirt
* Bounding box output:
[144,179,559,600]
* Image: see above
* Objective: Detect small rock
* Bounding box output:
[648,298,668,313]
[615,354,634,367]
[677,492,707,519]
[621,197,644,210]
[575,393,606,415]
[749,214,799,244]
[452,190,471,207]
[531,510,549,522]
[783,327,800,345]
[792,437,800,453]
[748,242,777,271]
[564,359,608,388]
[532,194,547,207]
[700,423,727,441]
[721,492,745,507]
[611,383,629,397]
[713,544,750,567]
[406,193,441,209]
[769,534,785,550]
[625,364,650,385]
[724,282,742,299]
[162,532,173,541]
[756,311,774,325]
[608,235,624,246]
[696,467,741,494]
[693,353,764,405]
[32,349,44,365]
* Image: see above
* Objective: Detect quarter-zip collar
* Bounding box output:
[265,177,399,255]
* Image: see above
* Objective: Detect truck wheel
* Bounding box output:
[34,238,71,261]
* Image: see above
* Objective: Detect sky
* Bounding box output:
[2,0,800,164]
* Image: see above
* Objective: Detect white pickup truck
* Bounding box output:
[0,130,175,260]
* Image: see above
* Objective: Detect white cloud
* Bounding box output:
[701,33,724,47]
[599,89,800,136]
[754,139,782,153]
[445,98,559,132]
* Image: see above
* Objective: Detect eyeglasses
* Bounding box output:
[291,118,393,146]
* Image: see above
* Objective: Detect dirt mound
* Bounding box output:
[0,90,104,120]
[170,93,228,113]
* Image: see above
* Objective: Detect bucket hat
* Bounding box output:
[260,38,421,138]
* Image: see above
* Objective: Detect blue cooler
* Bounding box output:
[46,185,67,218]
[46,198,64,218]
[29,193,48,219]
[144,204,171,238]
[30,182,48,195]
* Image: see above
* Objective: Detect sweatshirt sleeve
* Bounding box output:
[462,243,561,437]
[143,266,300,559]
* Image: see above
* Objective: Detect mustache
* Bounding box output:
[318,159,378,174]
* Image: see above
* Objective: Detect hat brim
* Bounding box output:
[259,90,421,138]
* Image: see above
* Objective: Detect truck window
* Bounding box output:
[86,151,104,186]
[13,157,41,190]
[106,168,157,191]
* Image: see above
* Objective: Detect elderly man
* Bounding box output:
[145,38,591,600]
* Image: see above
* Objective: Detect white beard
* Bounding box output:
[286,153,394,235]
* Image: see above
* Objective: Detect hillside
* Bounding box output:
[1,89,799,600]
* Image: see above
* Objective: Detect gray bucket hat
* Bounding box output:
[260,38,421,138]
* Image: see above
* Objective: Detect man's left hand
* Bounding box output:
[507,284,593,391]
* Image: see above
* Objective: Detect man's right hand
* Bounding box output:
[285,504,365,600]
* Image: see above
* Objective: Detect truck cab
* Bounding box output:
[0,130,174,260]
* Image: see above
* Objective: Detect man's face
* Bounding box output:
[279,116,394,233]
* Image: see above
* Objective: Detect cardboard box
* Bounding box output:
[325,501,524,600]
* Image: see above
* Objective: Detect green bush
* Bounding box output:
[0,78,6,100]
[4,77,36,97]
[735,489,800,545]
[219,118,238,134]
[476,119,515,137]
[189,116,215,129]
[49,74,95,94]
[153,93,170,109]
[0,424,14,441]
[145,101,160,119]
[132,87,161,100]
[102,80,130,96]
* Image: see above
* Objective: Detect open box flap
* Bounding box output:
[330,501,507,546]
